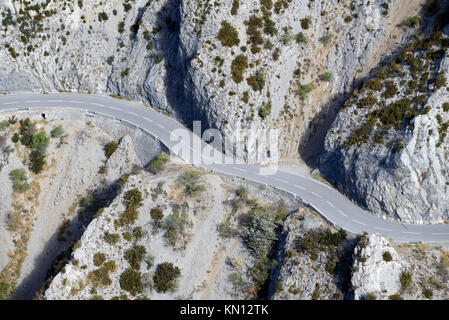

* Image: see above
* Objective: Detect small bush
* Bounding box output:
[104,232,120,245]
[153,262,181,293]
[365,293,377,300]
[217,21,240,47]
[150,153,169,173]
[88,261,117,288]
[298,83,316,99]
[178,170,205,196]
[124,189,143,208]
[247,70,266,91]
[301,17,311,29]
[93,253,106,267]
[150,206,164,223]
[402,16,419,28]
[231,0,240,15]
[124,245,146,269]
[231,55,248,83]
[422,288,433,299]
[29,149,46,174]
[120,268,143,296]
[383,251,393,262]
[0,282,11,300]
[258,103,272,119]
[51,125,64,138]
[9,168,31,193]
[104,141,118,159]
[400,270,413,289]
[321,72,333,82]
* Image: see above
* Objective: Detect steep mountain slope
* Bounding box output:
[319,28,449,224]
[0,0,425,165]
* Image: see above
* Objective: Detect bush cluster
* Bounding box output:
[153,262,181,293]
[217,21,240,47]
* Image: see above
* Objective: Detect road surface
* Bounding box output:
[1,92,448,242]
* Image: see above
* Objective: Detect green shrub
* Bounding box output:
[318,229,347,247]
[320,33,333,44]
[0,120,9,131]
[93,253,106,267]
[295,32,308,44]
[400,270,413,289]
[163,211,191,247]
[436,74,447,88]
[321,72,333,82]
[118,206,139,226]
[364,78,384,91]
[217,21,240,47]
[98,12,108,22]
[30,131,50,151]
[150,206,164,222]
[10,168,31,193]
[218,219,237,238]
[178,170,205,196]
[241,211,280,257]
[104,140,118,159]
[153,262,181,293]
[231,55,248,83]
[298,83,316,99]
[402,16,419,28]
[150,153,169,173]
[247,70,266,91]
[0,282,11,300]
[442,102,449,112]
[124,189,143,208]
[88,260,117,288]
[124,245,146,269]
[258,103,272,119]
[120,268,144,296]
[301,17,311,29]
[50,125,64,138]
[104,232,120,245]
[231,0,240,15]
[383,80,399,98]
[365,293,377,300]
[133,226,145,241]
[383,251,393,262]
[422,288,433,299]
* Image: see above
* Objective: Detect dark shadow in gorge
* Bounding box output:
[299,3,438,169]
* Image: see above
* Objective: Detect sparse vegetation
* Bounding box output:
[153,262,181,293]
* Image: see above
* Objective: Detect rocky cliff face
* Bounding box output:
[0,114,142,299]
[350,233,408,300]
[319,28,449,224]
[0,0,422,164]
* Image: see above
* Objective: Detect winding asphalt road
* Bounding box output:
[1,92,449,242]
